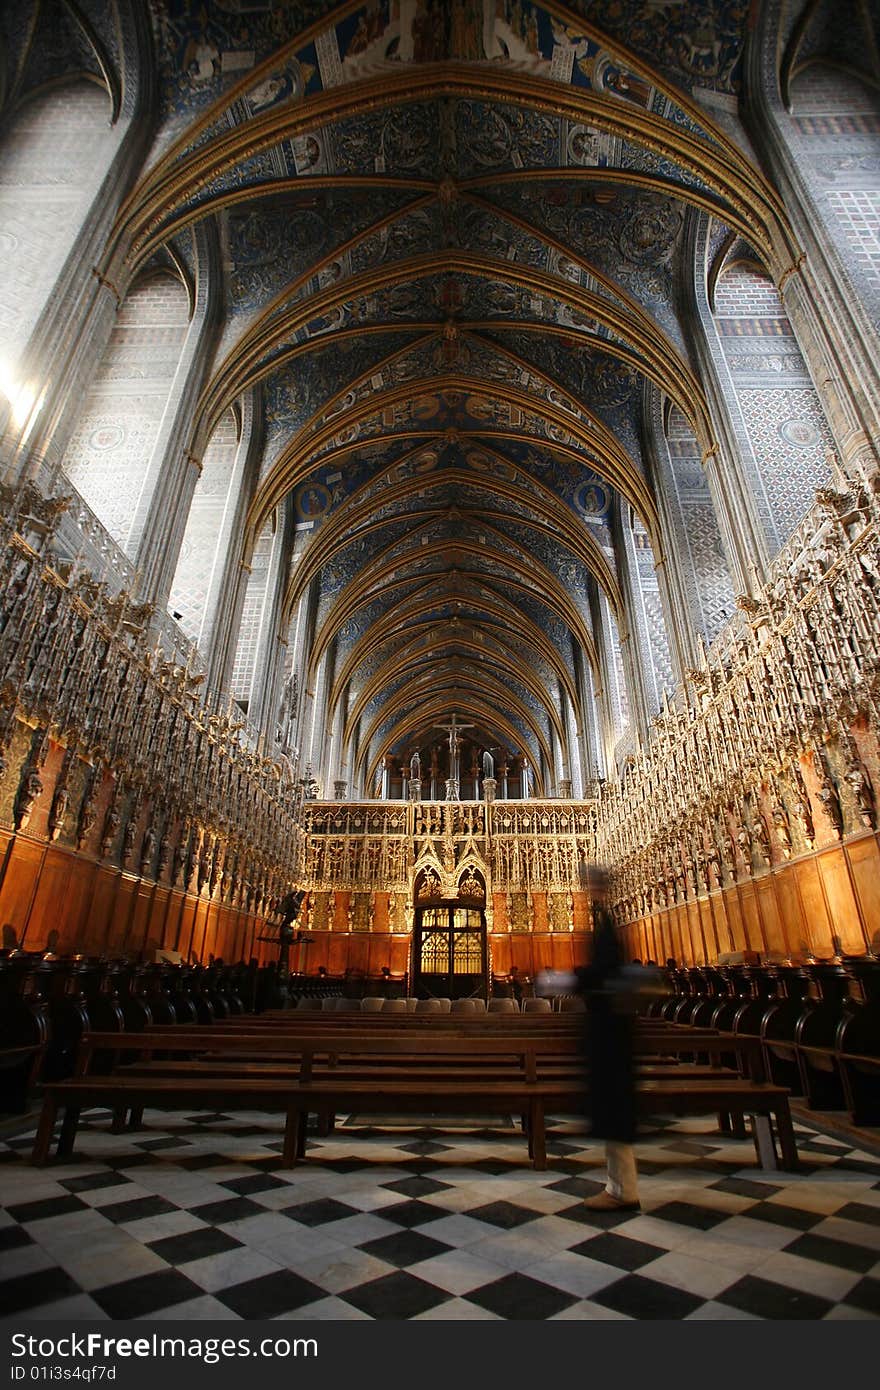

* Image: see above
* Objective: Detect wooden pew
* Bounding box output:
[31,1025,793,1172]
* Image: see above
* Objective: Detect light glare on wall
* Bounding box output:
[0,360,37,429]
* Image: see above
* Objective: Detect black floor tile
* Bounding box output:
[217,1269,325,1318]
[838,1159,880,1178]
[718,1275,833,1320]
[785,1232,878,1273]
[466,1201,540,1230]
[708,1177,782,1199]
[0,1266,79,1314]
[95,1195,179,1224]
[741,1201,823,1232]
[188,1196,267,1225]
[343,1270,451,1320]
[650,1201,728,1232]
[556,1201,637,1230]
[60,1171,132,1194]
[378,1199,448,1228]
[7,1195,87,1223]
[281,1198,361,1226]
[220,1174,289,1196]
[546,1176,602,1198]
[466,1273,578,1320]
[590,1273,703,1320]
[175,1153,236,1171]
[571,1231,666,1271]
[842,1276,880,1315]
[93,1269,204,1318]
[835,1202,880,1227]
[661,1141,717,1156]
[147,1227,243,1266]
[358,1229,453,1268]
[0,1225,35,1252]
[136,1137,192,1151]
[398,1140,453,1155]
[382,1176,452,1198]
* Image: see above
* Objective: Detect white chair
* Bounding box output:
[557,995,586,1013]
[414,998,441,1013]
[522,997,552,1013]
[361,996,384,1012]
[450,998,475,1013]
[488,998,517,1014]
[295,997,322,1011]
[405,997,419,1012]
[381,997,408,1012]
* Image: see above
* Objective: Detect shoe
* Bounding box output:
[583,1190,640,1211]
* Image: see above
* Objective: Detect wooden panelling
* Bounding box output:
[794,857,834,958]
[846,834,880,952]
[698,897,718,962]
[738,882,766,954]
[1,835,45,949]
[371,893,390,933]
[817,847,868,955]
[755,876,787,957]
[724,888,747,954]
[772,867,807,960]
[489,933,511,975]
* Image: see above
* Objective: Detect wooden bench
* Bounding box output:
[31,1027,794,1172]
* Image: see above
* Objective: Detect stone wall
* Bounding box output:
[714,262,834,552]
[62,272,190,553]
[0,83,115,359]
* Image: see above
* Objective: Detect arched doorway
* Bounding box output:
[412,867,488,1000]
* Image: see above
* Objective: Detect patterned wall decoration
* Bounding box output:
[714,261,834,551]
[168,407,239,651]
[231,516,274,702]
[790,64,880,313]
[62,273,191,555]
[630,513,674,703]
[660,403,734,644]
[0,83,116,357]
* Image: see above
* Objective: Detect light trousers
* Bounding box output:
[604,1140,639,1202]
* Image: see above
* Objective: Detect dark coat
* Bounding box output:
[575,910,637,1143]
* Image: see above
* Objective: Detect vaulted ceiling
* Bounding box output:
[3,0,809,792]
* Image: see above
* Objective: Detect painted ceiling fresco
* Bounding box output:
[67,0,790,786]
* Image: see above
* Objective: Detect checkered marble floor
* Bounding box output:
[2,1109,879,1320]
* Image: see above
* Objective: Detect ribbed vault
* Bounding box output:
[95,0,800,796]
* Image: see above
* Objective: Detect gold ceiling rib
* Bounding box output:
[340,630,570,754]
[283,467,624,624]
[120,0,763,236]
[306,538,603,691]
[247,372,660,556]
[327,588,589,727]
[361,687,551,798]
[356,655,565,757]
[198,250,711,452]
[107,65,793,278]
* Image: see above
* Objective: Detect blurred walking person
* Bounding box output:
[576,865,640,1211]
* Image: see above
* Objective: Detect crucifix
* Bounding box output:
[433,713,474,799]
